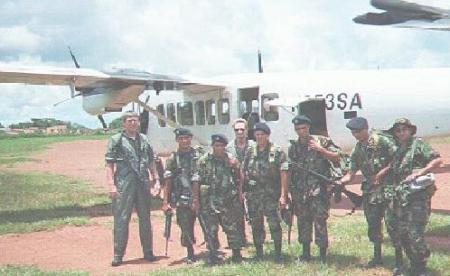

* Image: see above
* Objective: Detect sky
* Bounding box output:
[1,0,450,128]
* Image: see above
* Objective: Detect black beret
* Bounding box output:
[292,115,311,125]
[346,117,368,130]
[174,128,193,138]
[211,134,228,145]
[253,122,271,135]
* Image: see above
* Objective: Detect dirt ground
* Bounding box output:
[0,140,449,275]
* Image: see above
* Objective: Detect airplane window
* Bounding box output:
[251,100,259,113]
[167,103,176,123]
[206,99,216,125]
[157,104,166,127]
[261,93,279,121]
[218,98,230,124]
[177,102,194,126]
[195,101,205,125]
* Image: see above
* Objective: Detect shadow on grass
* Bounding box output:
[0,198,163,224]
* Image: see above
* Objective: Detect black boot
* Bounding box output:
[111,256,123,267]
[274,240,283,263]
[231,249,243,263]
[297,242,311,262]
[413,261,427,276]
[367,242,383,268]
[144,251,156,262]
[208,250,222,265]
[186,245,196,264]
[392,247,403,276]
[319,247,327,264]
[255,243,264,260]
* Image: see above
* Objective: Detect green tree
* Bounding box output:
[109,117,122,130]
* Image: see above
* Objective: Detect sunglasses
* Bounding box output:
[234,128,245,132]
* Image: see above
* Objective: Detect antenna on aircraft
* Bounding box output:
[258,49,263,73]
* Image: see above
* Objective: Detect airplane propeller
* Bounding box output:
[66,46,108,131]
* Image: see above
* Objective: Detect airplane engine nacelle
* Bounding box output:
[81,89,116,115]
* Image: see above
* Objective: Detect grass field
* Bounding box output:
[0,134,108,165]
[0,265,88,276]
[0,171,110,235]
[149,212,450,276]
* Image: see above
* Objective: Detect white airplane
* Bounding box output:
[354,0,450,31]
[2,61,450,154]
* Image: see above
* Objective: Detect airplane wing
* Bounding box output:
[0,64,184,115]
[354,0,450,26]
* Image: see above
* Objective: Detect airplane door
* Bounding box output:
[298,98,328,136]
[238,87,260,140]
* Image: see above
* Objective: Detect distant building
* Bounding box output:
[44,125,67,135]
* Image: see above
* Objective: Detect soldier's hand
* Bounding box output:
[162,201,171,212]
[109,186,119,199]
[191,199,200,213]
[308,139,324,153]
[151,179,161,197]
[279,196,287,209]
[404,173,419,183]
[228,157,239,169]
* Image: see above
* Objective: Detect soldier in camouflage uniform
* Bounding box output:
[287,115,341,264]
[340,117,398,269]
[242,123,289,262]
[389,118,442,276]
[226,118,255,245]
[193,134,244,264]
[162,128,203,264]
[105,111,161,267]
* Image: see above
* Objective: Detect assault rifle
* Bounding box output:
[292,162,363,212]
[163,210,173,257]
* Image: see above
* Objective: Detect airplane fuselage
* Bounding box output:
[145,68,450,153]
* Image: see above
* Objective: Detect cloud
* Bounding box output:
[0,26,45,53]
[1,0,450,128]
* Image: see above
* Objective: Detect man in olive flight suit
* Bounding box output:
[105,111,160,267]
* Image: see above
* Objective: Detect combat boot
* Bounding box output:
[208,250,222,265]
[231,249,243,263]
[319,247,327,264]
[412,261,427,276]
[392,247,403,276]
[297,242,311,263]
[111,256,123,267]
[255,243,264,260]
[366,242,383,268]
[274,240,283,263]
[186,245,196,264]
[144,251,156,262]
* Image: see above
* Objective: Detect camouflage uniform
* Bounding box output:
[243,142,288,247]
[105,131,154,259]
[195,152,244,252]
[350,131,399,247]
[392,137,440,266]
[288,135,339,249]
[226,139,255,163]
[164,147,203,247]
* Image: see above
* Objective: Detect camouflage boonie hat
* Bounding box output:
[389,118,417,135]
